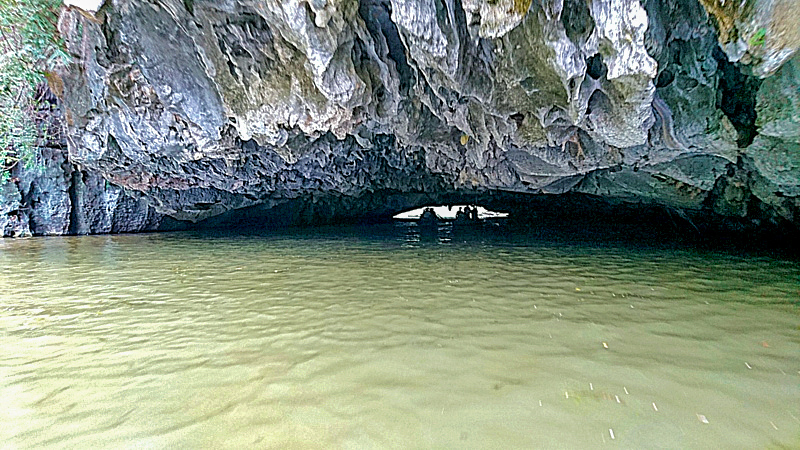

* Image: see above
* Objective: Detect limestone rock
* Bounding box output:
[40,0,800,233]
[64,0,105,13]
[0,145,166,237]
[756,53,800,140]
[697,0,800,77]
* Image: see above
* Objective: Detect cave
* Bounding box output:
[160,187,796,254]
[3,1,800,447]
[1,0,797,250]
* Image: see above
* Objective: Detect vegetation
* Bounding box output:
[0,0,69,182]
[748,27,767,48]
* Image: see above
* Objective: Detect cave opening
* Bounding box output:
[392,205,509,221]
[180,190,797,254]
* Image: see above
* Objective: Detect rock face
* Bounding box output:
[0,91,169,237]
[40,0,800,233]
[0,143,168,238]
[698,0,800,77]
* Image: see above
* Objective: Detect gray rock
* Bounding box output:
[696,0,799,77]
[0,138,167,237]
[34,0,799,233]
[756,54,800,140]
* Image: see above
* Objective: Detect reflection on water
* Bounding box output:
[0,224,798,448]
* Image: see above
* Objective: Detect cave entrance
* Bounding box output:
[392,205,509,221]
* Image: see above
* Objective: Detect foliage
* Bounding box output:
[748,27,767,48]
[0,0,69,182]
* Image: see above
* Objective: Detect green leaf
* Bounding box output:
[748,27,767,48]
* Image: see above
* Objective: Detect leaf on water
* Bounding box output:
[697,413,709,424]
[460,135,469,145]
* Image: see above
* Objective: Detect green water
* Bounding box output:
[1,224,798,448]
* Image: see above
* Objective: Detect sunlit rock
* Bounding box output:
[697,0,800,77]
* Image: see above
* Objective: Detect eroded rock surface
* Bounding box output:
[0,144,167,237]
[41,0,800,233]
[0,92,169,237]
[698,0,799,76]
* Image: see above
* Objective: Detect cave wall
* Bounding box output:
[0,89,169,237]
[0,144,167,237]
[6,0,797,236]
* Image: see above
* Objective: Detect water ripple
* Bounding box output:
[0,226,798,448]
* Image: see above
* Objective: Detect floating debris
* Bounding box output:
[623,387,629,395]
[460,135,470,145]
[565,391,569,399]
[615,395,621,404]
[761,341,770,348]
[590,383,594,391]
[609,428,615,440]
[602,342,609,349]
[697,414,709,424]
[745,362,752,369]
[652,402,658,411]
[770,421,778,430]
[539,400,542,407]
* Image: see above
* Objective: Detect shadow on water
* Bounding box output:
[185,191,800,258]
[174,218,800,262]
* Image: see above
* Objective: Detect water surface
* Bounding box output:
[1,224,798,448]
